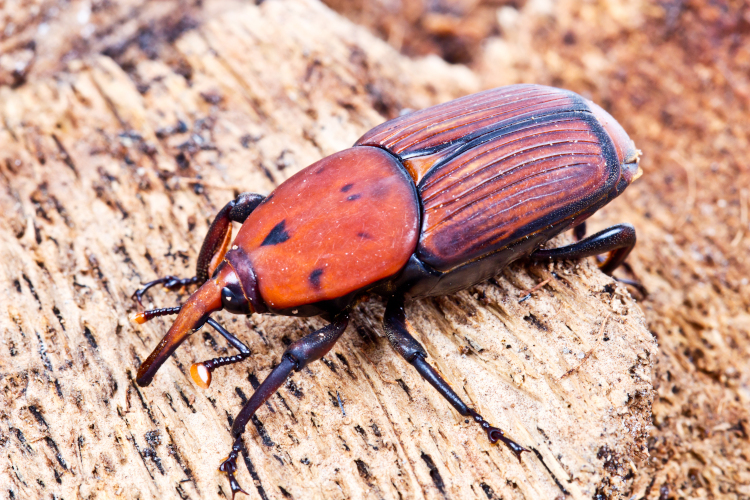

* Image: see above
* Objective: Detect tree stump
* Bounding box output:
[0,1,655,498]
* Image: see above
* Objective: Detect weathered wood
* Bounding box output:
[0,1,655,499]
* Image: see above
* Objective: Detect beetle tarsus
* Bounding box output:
[219,439,248,500]
[132,275,199,305]
[468,409,528,461]
[226,475,248,500]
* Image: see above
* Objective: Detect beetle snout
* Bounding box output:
[136,270,226,387]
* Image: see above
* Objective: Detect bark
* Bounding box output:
[0,1,656,499]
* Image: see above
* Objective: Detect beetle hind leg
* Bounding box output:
[383,295,528,460]
[132,192,265,306]
[531,223,647,295]
[532,223,648,296]
[531,223,636,275]
[190,318,252,389]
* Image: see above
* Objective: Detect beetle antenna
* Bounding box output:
[190,318,252,389]
[136,277,223,387]
[130,306,182,325]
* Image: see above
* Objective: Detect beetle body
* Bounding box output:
[132,84,641,496]
[215,84,638,316]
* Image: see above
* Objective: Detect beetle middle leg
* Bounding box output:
[133,192,265,305]
[383,294,528,459]
[219,312,350,499]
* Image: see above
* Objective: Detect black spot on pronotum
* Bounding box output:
[346,194,361,201]
[341,183,354,192]
[261,220,290,246]
[309,269,323,289]
[357,232,371,239]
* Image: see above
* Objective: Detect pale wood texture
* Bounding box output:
[0,1,656,499]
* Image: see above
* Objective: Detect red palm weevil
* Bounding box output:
[131,84,642,496]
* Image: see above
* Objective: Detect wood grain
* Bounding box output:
[0,1,654,499]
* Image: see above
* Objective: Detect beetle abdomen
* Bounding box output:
[358,85,620,272]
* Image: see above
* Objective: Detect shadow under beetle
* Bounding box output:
[131,84,642,496]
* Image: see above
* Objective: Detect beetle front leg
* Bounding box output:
[383,295,527,460]
[531,223,636,275]
[219,312,350,499]
[133,192,265,305]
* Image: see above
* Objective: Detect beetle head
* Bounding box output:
[136,255,266,387]
[588,100,643,194]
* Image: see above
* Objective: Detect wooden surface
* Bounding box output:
[325,0,750,496]
[0,1,679,499]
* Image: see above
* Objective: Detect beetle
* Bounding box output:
[131,84,641,496]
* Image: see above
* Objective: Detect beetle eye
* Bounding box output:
[221,286,250,314]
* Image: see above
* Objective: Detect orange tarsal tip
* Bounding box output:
[130,312,148,324]
[191,362,212,389]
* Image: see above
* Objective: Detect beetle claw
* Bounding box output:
[468,409,528,461]
[132,289,146,307]
[219,441,247,500]
[487,428,529,462]
[226,474,248,500]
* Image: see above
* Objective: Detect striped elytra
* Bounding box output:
[357,84,627,273]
